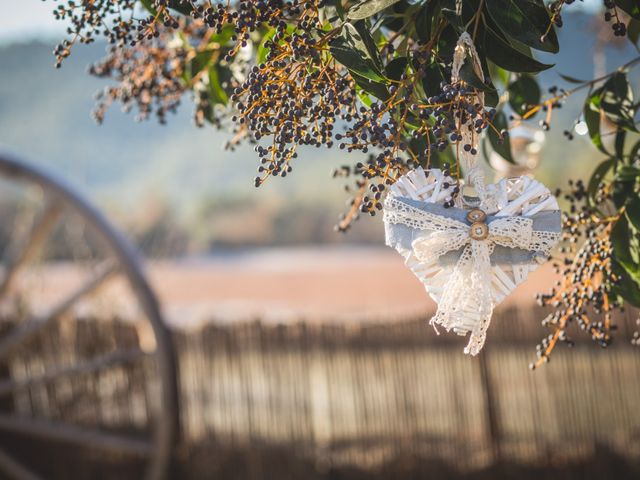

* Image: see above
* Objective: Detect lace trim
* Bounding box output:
[384,193,560,355]
[383,195,465,232]
[384,195,560,257]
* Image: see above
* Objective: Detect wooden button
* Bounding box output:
[469,222,489,240]
[466,208,487,223]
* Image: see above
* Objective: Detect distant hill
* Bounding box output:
[0,41,353,205]
[0,11,636,251]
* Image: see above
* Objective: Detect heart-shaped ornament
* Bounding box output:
[383,166,561,355]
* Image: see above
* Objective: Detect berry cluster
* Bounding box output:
[49,0,326,119]
[90,42,188,124]
[51,0,138,67]
[547,1,566,29]
[603,0,628,37]
[334,63,499,219]
[332,164,367,232]
[45,0,516,233]
[531,180,624,368]
[184,0,325,59]
[229,25,355,187]
[508,83,568,136]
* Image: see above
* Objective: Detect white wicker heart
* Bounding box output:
[383,166,561,355]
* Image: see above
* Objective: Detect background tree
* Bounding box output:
[46,0,640,364]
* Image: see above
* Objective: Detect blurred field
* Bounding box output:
[16,246,559,326]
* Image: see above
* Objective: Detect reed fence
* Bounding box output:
[2,306,640,479]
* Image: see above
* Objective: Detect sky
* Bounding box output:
[0,0,604,43]
[0,0,68,43]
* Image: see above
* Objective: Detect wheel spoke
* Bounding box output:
[0,414,153,457]
[0,200,63,300]
[0,348,146,398]
[0,153,179,480]
[0,262,118,362]
[0,448,45,480]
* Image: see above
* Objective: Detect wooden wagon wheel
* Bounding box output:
[0,151,179,480]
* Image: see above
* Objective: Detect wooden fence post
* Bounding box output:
[478,350,501,464]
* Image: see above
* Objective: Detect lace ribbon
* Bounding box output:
[384,195,560,355]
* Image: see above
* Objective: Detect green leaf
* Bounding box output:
[484,89,499,108]
[483,24,553,73]
[629,139,640,164]
[615,165,640,182]
[615,0,640,20]
[380,0,412,31]
[458,58,492,92]
[558,73,586,84]
[257,28,277,65]
[628,18,640,45]
[626,196,640,232]
[353,20,384,72]
[408,134,428,163]
[600,72,638,132]
[437,24,459,63]
[403,113,422,132]
[612,165,639,208]
[208,66,228,106]
[587,158,615,207]
[508,75,541,116]
[210,23,236,45]
[487,110,514,163]
[611,259,640,307]
[615,129,626,159]
[355,84,373,107]
[386,56,408,81]
[352,73,390,100]
[140,0,193,15]
[181,24,234,84]
[139,0,156,14]
[611,215,640,280]
[325,0,347,20]
[584,87,609,155]
[347,0,402,20]
[256,24,295,65]
[477,54,501,106]
[167,0,193,15]
[415,0,437,42]
[189,50,214,79]
[457,56,500,106]
[485,0,559,53]
[420,61,446,98]
[330,23,387,83]
[489,64,510,87]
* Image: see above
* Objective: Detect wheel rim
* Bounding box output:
[0,150,179,480]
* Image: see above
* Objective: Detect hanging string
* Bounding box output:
[450,32,499,213]
[455,0,463,16]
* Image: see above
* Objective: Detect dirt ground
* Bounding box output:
[146,247,557,327]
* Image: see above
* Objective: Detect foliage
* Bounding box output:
[46,0,640,360]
